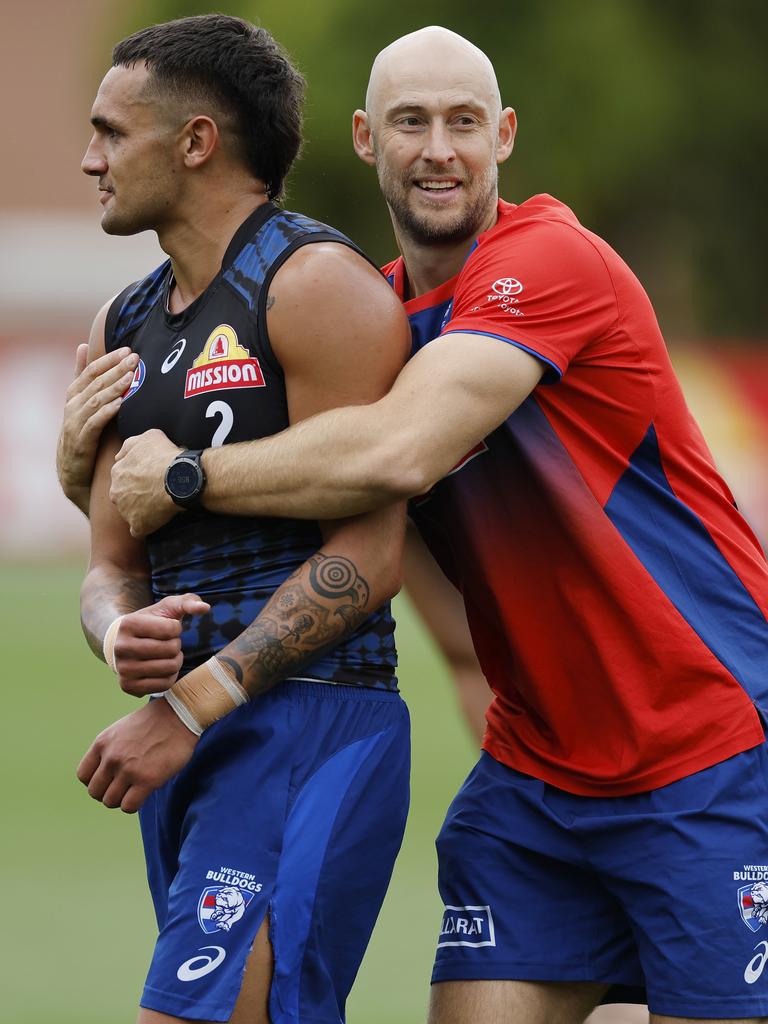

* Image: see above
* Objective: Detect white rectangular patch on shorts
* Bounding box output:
[437,905,496,948]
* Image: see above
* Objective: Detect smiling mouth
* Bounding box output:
[415,180,461,192]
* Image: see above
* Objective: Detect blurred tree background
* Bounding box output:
[112,0,768,340]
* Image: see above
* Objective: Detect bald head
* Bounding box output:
[365,26,501,124]
[353,26,515,253]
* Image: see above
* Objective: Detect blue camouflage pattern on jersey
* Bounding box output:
[108,205,398,689]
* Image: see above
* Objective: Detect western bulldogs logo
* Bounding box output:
[740,882,768,932]
[198,885,255,934]
[122,358,146,400]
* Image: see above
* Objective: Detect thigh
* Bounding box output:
[429,979,609,1024]
[588,1006,648,1024]
[432,753,644,991]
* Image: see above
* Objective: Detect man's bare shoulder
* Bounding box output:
[270,239,400,308]
[266,239,411,396]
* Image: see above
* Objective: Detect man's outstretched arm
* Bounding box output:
[111,330,544,533]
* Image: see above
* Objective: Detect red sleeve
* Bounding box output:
[443,219,618,379]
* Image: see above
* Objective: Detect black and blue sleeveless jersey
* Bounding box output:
[105,203,397,690]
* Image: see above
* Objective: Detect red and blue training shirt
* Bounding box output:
[384,194,768,796]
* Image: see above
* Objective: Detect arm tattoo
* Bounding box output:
[265,294,276,311]
[80,566,152,660]
[221,553,370,695]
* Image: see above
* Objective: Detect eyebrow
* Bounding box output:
[384,97,489,118]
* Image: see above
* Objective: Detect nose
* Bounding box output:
[81,135,107,177]
[421,121,456,164]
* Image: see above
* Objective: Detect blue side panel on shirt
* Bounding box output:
[224,212,350,312]
[408,301,453,355]
[113,261,169,345]
[604,424,768,706]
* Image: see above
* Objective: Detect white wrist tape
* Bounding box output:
[206,656,250,707]
[102,615,124,673]
[164,688,204,737]
[164,656,249,736]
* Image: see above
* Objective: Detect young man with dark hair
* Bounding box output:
[72,14,411,1024]
[109,15,303,203]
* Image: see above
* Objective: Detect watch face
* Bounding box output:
[168,459,202,499]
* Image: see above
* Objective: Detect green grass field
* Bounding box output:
[1,564,477,1024]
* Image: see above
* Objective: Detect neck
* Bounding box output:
[394,201,500,298]
[158,187,269,313]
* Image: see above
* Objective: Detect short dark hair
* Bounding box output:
[113,14,305,200]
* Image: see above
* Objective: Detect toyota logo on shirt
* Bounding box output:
[492,277,523,296]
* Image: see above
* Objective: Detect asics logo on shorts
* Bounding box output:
[177,945,226,981]
[745,941,768,985]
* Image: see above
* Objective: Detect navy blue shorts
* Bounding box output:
[433,745,768,1018]
[138,681,410,1022]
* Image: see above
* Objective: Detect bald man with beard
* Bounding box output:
[61,26,768,1024]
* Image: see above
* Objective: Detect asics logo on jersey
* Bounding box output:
[161,338,187,374]
[744,941,768,984]
[492,277,523,296]
[177,946,226,982]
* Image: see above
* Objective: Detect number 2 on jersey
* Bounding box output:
[205,401,234,447]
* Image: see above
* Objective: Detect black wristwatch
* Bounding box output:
[164,449,207,510]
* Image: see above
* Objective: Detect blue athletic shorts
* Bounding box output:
[138,681,410,1023]
[433,744,768,1019]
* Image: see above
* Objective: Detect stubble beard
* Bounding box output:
[100,191,170,237]
[378,164,498,247]
[100,158,177,237]
[101,208,143,236]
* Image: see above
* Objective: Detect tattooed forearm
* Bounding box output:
[309,554,369,604]
[220,553,370,695]
[80,565,152,659]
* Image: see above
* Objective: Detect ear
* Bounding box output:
[496,107,517,165]
[352,109,376,166]
[181,115,220,169]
